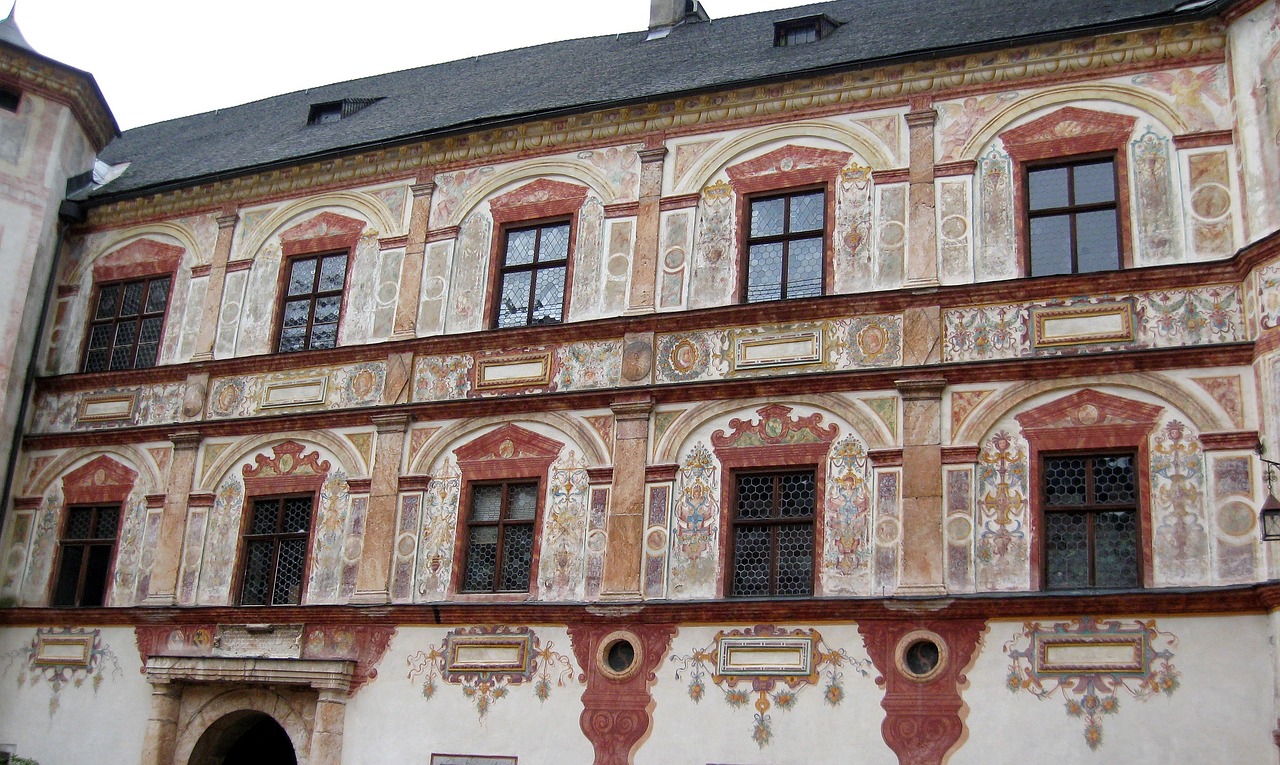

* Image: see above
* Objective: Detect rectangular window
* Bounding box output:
[0,86,19,113]
[277,252,347,352]
[1027,158,1120,277]
[82,276,171,372]
[52,505,119,607]
[239,495,313,605]
[495,221,569,328]
[461,481,538,593]
[744,190,825,303]
[1042,453,1139,589]
[730,470,815,597]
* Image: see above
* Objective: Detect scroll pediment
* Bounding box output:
[711,404,838,449]
[243,440,332,480]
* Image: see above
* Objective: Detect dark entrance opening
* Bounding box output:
[222,716,297,765]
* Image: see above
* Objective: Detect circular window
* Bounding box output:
[596,630,643,681]
[894,630,949,683]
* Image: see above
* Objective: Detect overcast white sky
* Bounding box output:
[14,0,816,131]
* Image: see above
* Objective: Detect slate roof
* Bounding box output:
[91,0,1226,201]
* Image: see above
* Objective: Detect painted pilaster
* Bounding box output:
[139,681,181,765]
[627,144,667,313]
[310,688,348,765]
[352,413,410,603]
[391,179,436,339]
[896,378,946,596]
[905,105,939,288]
[190,211,239,362]
[600,398,653,599]
[141,431,202,606]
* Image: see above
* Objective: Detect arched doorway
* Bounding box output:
[187,710,298,765]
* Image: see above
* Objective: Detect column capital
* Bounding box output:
[895,377,947,401]
[611,396,654,420]
[905,108,938,129]
[410,180,437,197]
[371,413,411,434]
[168,431,203,450]
[215,212,239,230]
[637,147,669,164]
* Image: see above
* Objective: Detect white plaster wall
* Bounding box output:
[0,626,150,764]
[954,615,1275,764]
[643,624,895,765]
[342,626,593,765]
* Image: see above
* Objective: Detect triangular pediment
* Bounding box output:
[489,179,589,212]
[92,239,185,282]
[726,145,853,182]
[280,212,366,244]
[62,455,138,505]
[1015,389,1164,431]
[1000,107,1137,161]
[454,423,565,463]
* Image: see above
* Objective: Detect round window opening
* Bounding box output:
[596,630,643,681]
[894,629,949,683]
[904,639,940,676]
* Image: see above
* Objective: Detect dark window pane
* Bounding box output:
[508,483,538,521]
[95,285,120,321]
[463,526,499,591]
[1028,166,1070,210]
[496,221,573,328]
[119,282,144,317]
[471,485,503,522]
[750,197,785,238]
[789,192,824,232]
[746,242,784,302]
[1094,510,1139,588]
[1044,457,1087,506]
[1093,455,1136,505]
[80,545,112,607]
[144,278,170,313]
[775,524,814,595]
[1045,511,1089,589]
[272,538,308,605]
[95,506,120,538]
[499,524,534,591]
[87,324,113,351]
[250,499,278,535]
[283,497,312,533]
[778,472,816,517]
[736,474,774,519]
[288,258,317,296]
[1073,161,1116,205]
[786,237,824,299]
[1030,216,1072,276]
[52,546,84,606]
[240,539,273,605]
[732,525,772,597]
[1076,210,1120,273]
[318,255,347,292]
[497,271,533,328]
[65,507,94,539]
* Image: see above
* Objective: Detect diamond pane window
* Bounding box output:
[276,252,347,353]
[52,505,120,607]
[82,276,171,372]
[744,191,826,302]
[239,495,313,605]
[730,470,815,597]
[1027,158,1120,277]
[1042,453,1139,589]
[495,222,570,328]
[461,481,539,593]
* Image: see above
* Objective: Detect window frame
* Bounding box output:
[457,479,543,594]
[233,492,318,607]
[489,217,575,329]
[0,85,20,113]
[1023,153,1123,278]
[50,503,121,607]
[80,273,174,373]
[273,249,352,354]
[1039,450,1141,590]
[999,107,1137,279]
[739,186,830,304]
[726,467,818,598]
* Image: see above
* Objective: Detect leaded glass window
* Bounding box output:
[277,252,347,352]
[744,190,826,302]
[1042,453,1139,589]
[730,470,815,596]
[495,222,569,328]
[52,505,119,607]
[82,276,171,372]
[1027,158,1121,277]
[461,481,539,592]
[239,495,313,605]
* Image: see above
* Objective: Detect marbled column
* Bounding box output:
[896,378,946,596]
[353,413,410,603]
[601,398,653,599]
[139,681,182,765]
[391,180,437,340]
[191,211,239,362]
[905,107,939,288]
[310,687,348,765]
[627,145,667,314]
[142,431,202,606]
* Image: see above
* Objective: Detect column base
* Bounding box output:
[893,583,949,598]
[349,589,390,605]
[189,351,214,363]
[389,329,417,342]
[141,592,177,607]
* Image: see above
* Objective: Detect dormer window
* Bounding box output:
[0,86,20,113]
[306,97,382,126]
[773,15,839,47]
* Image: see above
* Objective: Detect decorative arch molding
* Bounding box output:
[679,120,890,195]
[488,178,590,224]
[408,412,608,475]
[654,394,892,464]
[30,445,162,499]
[960,84,1188,160]
[200,430,366,492]
[61,454,138,505]
[88,238,186,284]
[725,144,854,195]
[239,192,398,260]
[441,161,619,227]
[955,373,1225,445]
[278,211,366,257]
[69,223,204,284]
[172,686,315,765]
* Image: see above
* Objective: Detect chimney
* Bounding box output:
[647,0,710,40]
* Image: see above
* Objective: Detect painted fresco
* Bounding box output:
[688,181,735,308]
[305,469,358,604]
[1149,419,1210,586]
[821,435,874,595]
[1211,454,1258,582]
[415,461,462,601]
[659,209,692,309]
[668,442,720,599]
[537,452,592,600]
[975,145,1016,282]
[945,468,975,592]
[205,361,386,420]
[669,625,870,747]
[832,163,874,293]
[872,470,901,595]
[0,628,121,716]
[1131,128,1183,266]
[1258,258,1280,330]
[938,177,973,284]
[1005,617,1179,750]
[444,212,492,333]
[874,184,907,288]
[1184,150,1236,258]
[568,196,607,319]
[1132,65,1231,132]
[31,382,185,434]
[975,429,1030,591]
